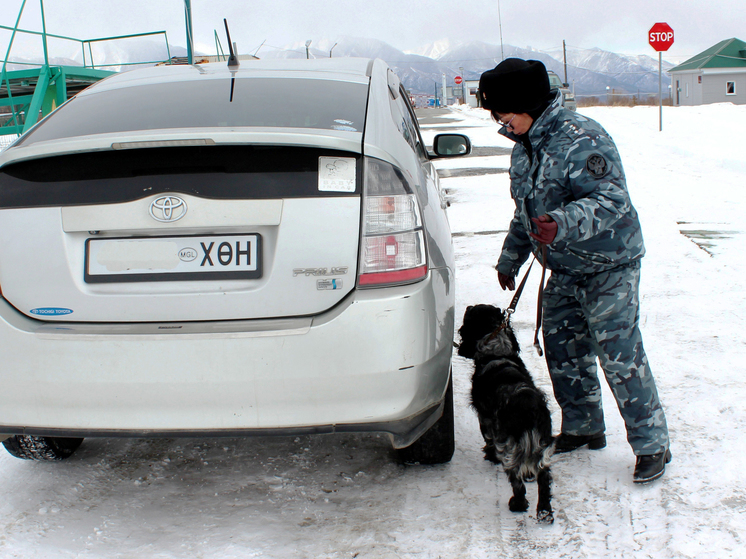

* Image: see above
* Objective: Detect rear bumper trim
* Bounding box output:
[0,399,443,449]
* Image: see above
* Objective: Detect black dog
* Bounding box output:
[458,304,555,523]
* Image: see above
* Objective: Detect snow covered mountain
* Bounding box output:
[261,37,672,97]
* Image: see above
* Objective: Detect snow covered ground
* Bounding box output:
[1,103,745,558]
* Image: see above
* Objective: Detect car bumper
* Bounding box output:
[0,268,454,448]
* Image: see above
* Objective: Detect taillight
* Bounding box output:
[358,158,427,287]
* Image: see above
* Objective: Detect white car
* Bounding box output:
[0,58,470,463]
[547,70,577,111]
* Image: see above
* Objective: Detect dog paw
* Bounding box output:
[508,496,529,513]
[537,509,554,524]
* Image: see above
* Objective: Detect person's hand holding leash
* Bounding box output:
[498,271,515,291]
[530,215,557,244]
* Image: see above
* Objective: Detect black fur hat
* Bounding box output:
[479,58,550,114]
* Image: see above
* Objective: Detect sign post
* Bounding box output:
[649,22,674,131]
[455,75,463,104]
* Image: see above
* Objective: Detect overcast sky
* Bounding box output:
[2,0,744,64]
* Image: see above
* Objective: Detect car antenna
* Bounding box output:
[223,19,239,102]
[224,19,240,68]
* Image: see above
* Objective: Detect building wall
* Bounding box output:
[672,69,746,106]
[672,72,703,106]
[702,71,745,105]
[465,80,480,108]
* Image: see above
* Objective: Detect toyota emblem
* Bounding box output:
[149,196,187,222]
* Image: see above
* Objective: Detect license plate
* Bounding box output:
[85,234,262,283]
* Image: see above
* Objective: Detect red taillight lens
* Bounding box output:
[358,158,427,288]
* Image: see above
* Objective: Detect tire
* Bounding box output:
[396,374,455,465]
[2,435,83,461]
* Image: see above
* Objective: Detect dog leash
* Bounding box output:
[533,244,548,357]
[479,248,540,346]
[453,244,548,353]
[491,244,548,355]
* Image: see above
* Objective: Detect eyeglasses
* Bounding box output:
[497,114,516,129]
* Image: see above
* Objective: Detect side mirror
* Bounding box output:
[432,134,472,157]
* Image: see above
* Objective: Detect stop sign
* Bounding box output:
[454,76,463,85]
[649,22,674,52]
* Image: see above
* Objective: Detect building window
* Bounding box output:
[726,81,736,95]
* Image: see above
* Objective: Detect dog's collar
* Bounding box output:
[484,310,513,344]
[453,310,512,351]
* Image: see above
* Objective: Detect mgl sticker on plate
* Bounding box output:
[85,234,262,283]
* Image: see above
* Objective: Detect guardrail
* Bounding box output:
[1,0,172,138]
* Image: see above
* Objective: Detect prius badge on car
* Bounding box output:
[149,196,187,222]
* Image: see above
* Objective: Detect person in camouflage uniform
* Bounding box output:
[478,58,671,483]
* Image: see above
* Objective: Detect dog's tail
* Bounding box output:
[499,389,554,471]
[497,428,554,480]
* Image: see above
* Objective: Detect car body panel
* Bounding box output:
[0,267,454,447]
[0,196,361,321]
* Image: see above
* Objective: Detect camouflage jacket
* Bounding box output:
[496,92,645,277]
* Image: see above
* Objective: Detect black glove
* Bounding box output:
[530,215,558,244]
[497,271,515,291]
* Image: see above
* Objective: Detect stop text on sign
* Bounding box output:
[650,31,674,42]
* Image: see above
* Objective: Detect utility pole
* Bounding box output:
[305,40,312,59]
[562,40,568,85]
[497,0,505,61]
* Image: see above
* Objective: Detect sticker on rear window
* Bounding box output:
[319,157,356,192]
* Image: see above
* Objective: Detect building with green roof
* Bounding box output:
[669,38,746,106]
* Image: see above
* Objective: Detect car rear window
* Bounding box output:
[15,77,369,147]
[548,74,563,88]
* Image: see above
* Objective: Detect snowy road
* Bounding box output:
[2,104,745,558]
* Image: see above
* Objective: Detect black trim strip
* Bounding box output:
[0,146,362,208]
[0,401,443,448]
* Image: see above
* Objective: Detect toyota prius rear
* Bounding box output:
[0,58,468,464]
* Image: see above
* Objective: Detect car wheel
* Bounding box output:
[2,435,83,461]
[396,373,455,465]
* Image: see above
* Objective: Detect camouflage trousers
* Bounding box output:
[542,261,669,455]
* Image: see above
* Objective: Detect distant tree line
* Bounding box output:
[577,94,673,107]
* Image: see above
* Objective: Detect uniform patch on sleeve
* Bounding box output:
[586,154,609,178]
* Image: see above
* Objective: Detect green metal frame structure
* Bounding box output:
[1,0,172,137]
